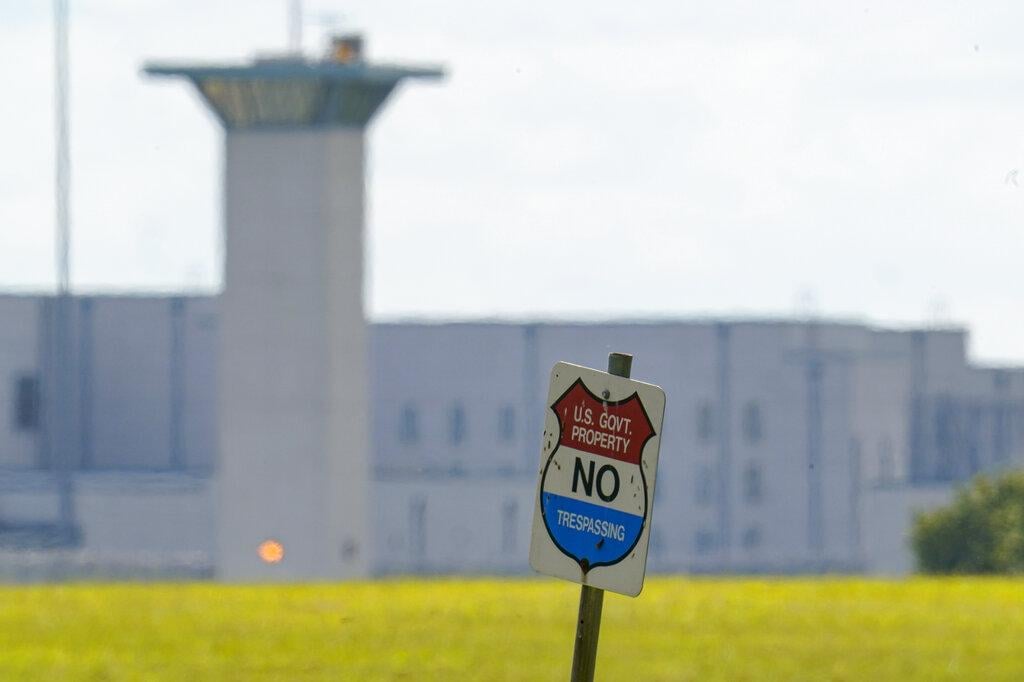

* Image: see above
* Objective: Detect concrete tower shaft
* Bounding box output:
[146,41,442,580]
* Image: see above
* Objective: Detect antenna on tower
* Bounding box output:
[927,295,951,328]
[795,285,820,321]
[288,0,303,54]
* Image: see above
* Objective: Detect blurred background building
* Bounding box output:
[0,37,1022,580]
[2,305,1022,578]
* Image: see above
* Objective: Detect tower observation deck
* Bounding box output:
[145,36,443,580]
[145,38,442,129]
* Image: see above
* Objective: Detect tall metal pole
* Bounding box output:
[53,0,76,534]
[55,0,69,293]
[570,352,632,682]
[288,0,303,54]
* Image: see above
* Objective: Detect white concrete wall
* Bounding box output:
[181,297,218,471]
[860,484,954,574]
[850,331,914,486]
[371,321,873,575]
[0,471,214,578]
[0,473,59,524]
[74,473,214,555]
[89,299,173,469]
[372,478,534,574]
[218,128,368,580]
[727,323,817,569]
[0,296,40,470]
[371,323,530,476]
[1,292,1015,578]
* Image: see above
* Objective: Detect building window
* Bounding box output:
[696,465,714,507]
[649,527,664,558]
[742,401,763,444]
[695,529,716,554]
[409,497,427,561]
[398,404,418,444]
[13,375,40,432]
[994,371,1010,390]
[449,403,466,446]
[501,499,517,553]
[878,437,894,483]
[742,463,763,504]
[742,526,762,550]
[697,402,714,443]
[498,405,516,443]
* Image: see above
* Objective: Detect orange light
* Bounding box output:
[333,44,354,62]
[258,539,285,564]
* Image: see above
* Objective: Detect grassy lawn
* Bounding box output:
[1,578,1022,680]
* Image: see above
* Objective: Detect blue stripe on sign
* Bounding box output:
[542,492,644,567]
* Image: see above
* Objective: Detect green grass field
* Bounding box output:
[1,578,1023,680]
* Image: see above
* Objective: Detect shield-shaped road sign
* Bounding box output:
[529,361,666,597]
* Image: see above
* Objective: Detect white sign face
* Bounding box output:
[529,361,666,597]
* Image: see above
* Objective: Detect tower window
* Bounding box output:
[695,529,716,554]
[398,404,418,445]
[650,527,664,557]
[742,401,763,444]
[498,405,516,443]
[878,437,894,483]
[742,526,762,550]
[697,402,714,443]
[696,465,714,507]
[501,499,517,552]
[742,463,763,504]
[449,403,466,446]
[14,375,40,432]
[409,497,427,560]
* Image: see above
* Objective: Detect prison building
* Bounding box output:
[1,293,1021,578]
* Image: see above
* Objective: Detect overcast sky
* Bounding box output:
[1,1,1022,362]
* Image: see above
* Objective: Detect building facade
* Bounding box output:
[3,37,1021,581]
[1,293,1021,578]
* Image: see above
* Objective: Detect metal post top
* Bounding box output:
[607,352,633,378]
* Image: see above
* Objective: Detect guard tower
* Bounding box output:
[146,37,442,580]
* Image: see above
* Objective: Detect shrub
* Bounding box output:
[912,470,1024,574]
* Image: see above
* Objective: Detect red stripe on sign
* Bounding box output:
[551,379,655,466]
